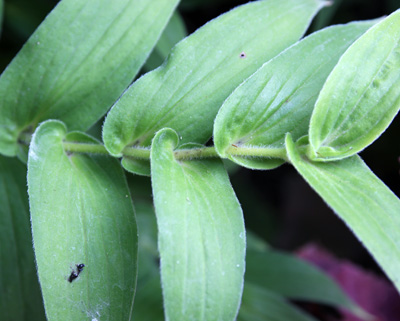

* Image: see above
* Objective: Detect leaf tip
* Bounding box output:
[152,128,180,151]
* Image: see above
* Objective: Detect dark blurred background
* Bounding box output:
[1,0,399,275]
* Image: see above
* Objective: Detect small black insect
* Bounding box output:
[68,263,85,283]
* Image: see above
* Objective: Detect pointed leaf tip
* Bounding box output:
[309,9,400,161]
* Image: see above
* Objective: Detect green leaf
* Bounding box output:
[0,155,46,320]
[144,11,187,71]
[238,284,318,321]
[103,0,325,174]
[245,249,367,318]
[27,120,138,320]
[0,0,180,157]
[151,128,246,321]
[286,133,400,293]
[121,156,152,177]
[214,20,375,170]
[309,9,400,161]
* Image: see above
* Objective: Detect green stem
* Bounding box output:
[62,141,289,161]
[63,142,110,155]
[174,147,219,160]
[122,146,151,159]
[225,145,288,160]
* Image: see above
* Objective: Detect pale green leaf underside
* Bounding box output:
[103,0,325,175]
[27,120,138,321]
[245,249,365,317]
[151,128,246,321]
[214,20,375,170]
[309,9,400,161]
[286,134,400,293]
[0,156,45,320]
[0,0,179,157]
[238,284,318,321]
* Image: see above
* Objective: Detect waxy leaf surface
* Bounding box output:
[0,0,179,157]
[151,128,245,321]
[28,121,138,320]
[214,21,375,170]
[286,134,400,293]
[0,156,46,320]
[309,9,400,160]
[103,0,325,174]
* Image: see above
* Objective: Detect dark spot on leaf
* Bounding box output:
[239,52,246,59]
[68,263,85,283]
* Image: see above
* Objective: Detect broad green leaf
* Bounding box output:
[27,120,138,320]
[286,134,400,293]
[103,0,325,175]
[214,20,375,170]
[0,0,180,157]
[144,11,187,71]
[151,128,246,321]
[0,155,46,320]
[245,249,367,318]
[244,232,367,318]
[238,284,318,321]
[309,9,400,161]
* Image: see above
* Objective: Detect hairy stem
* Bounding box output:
[62,141,289,161]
